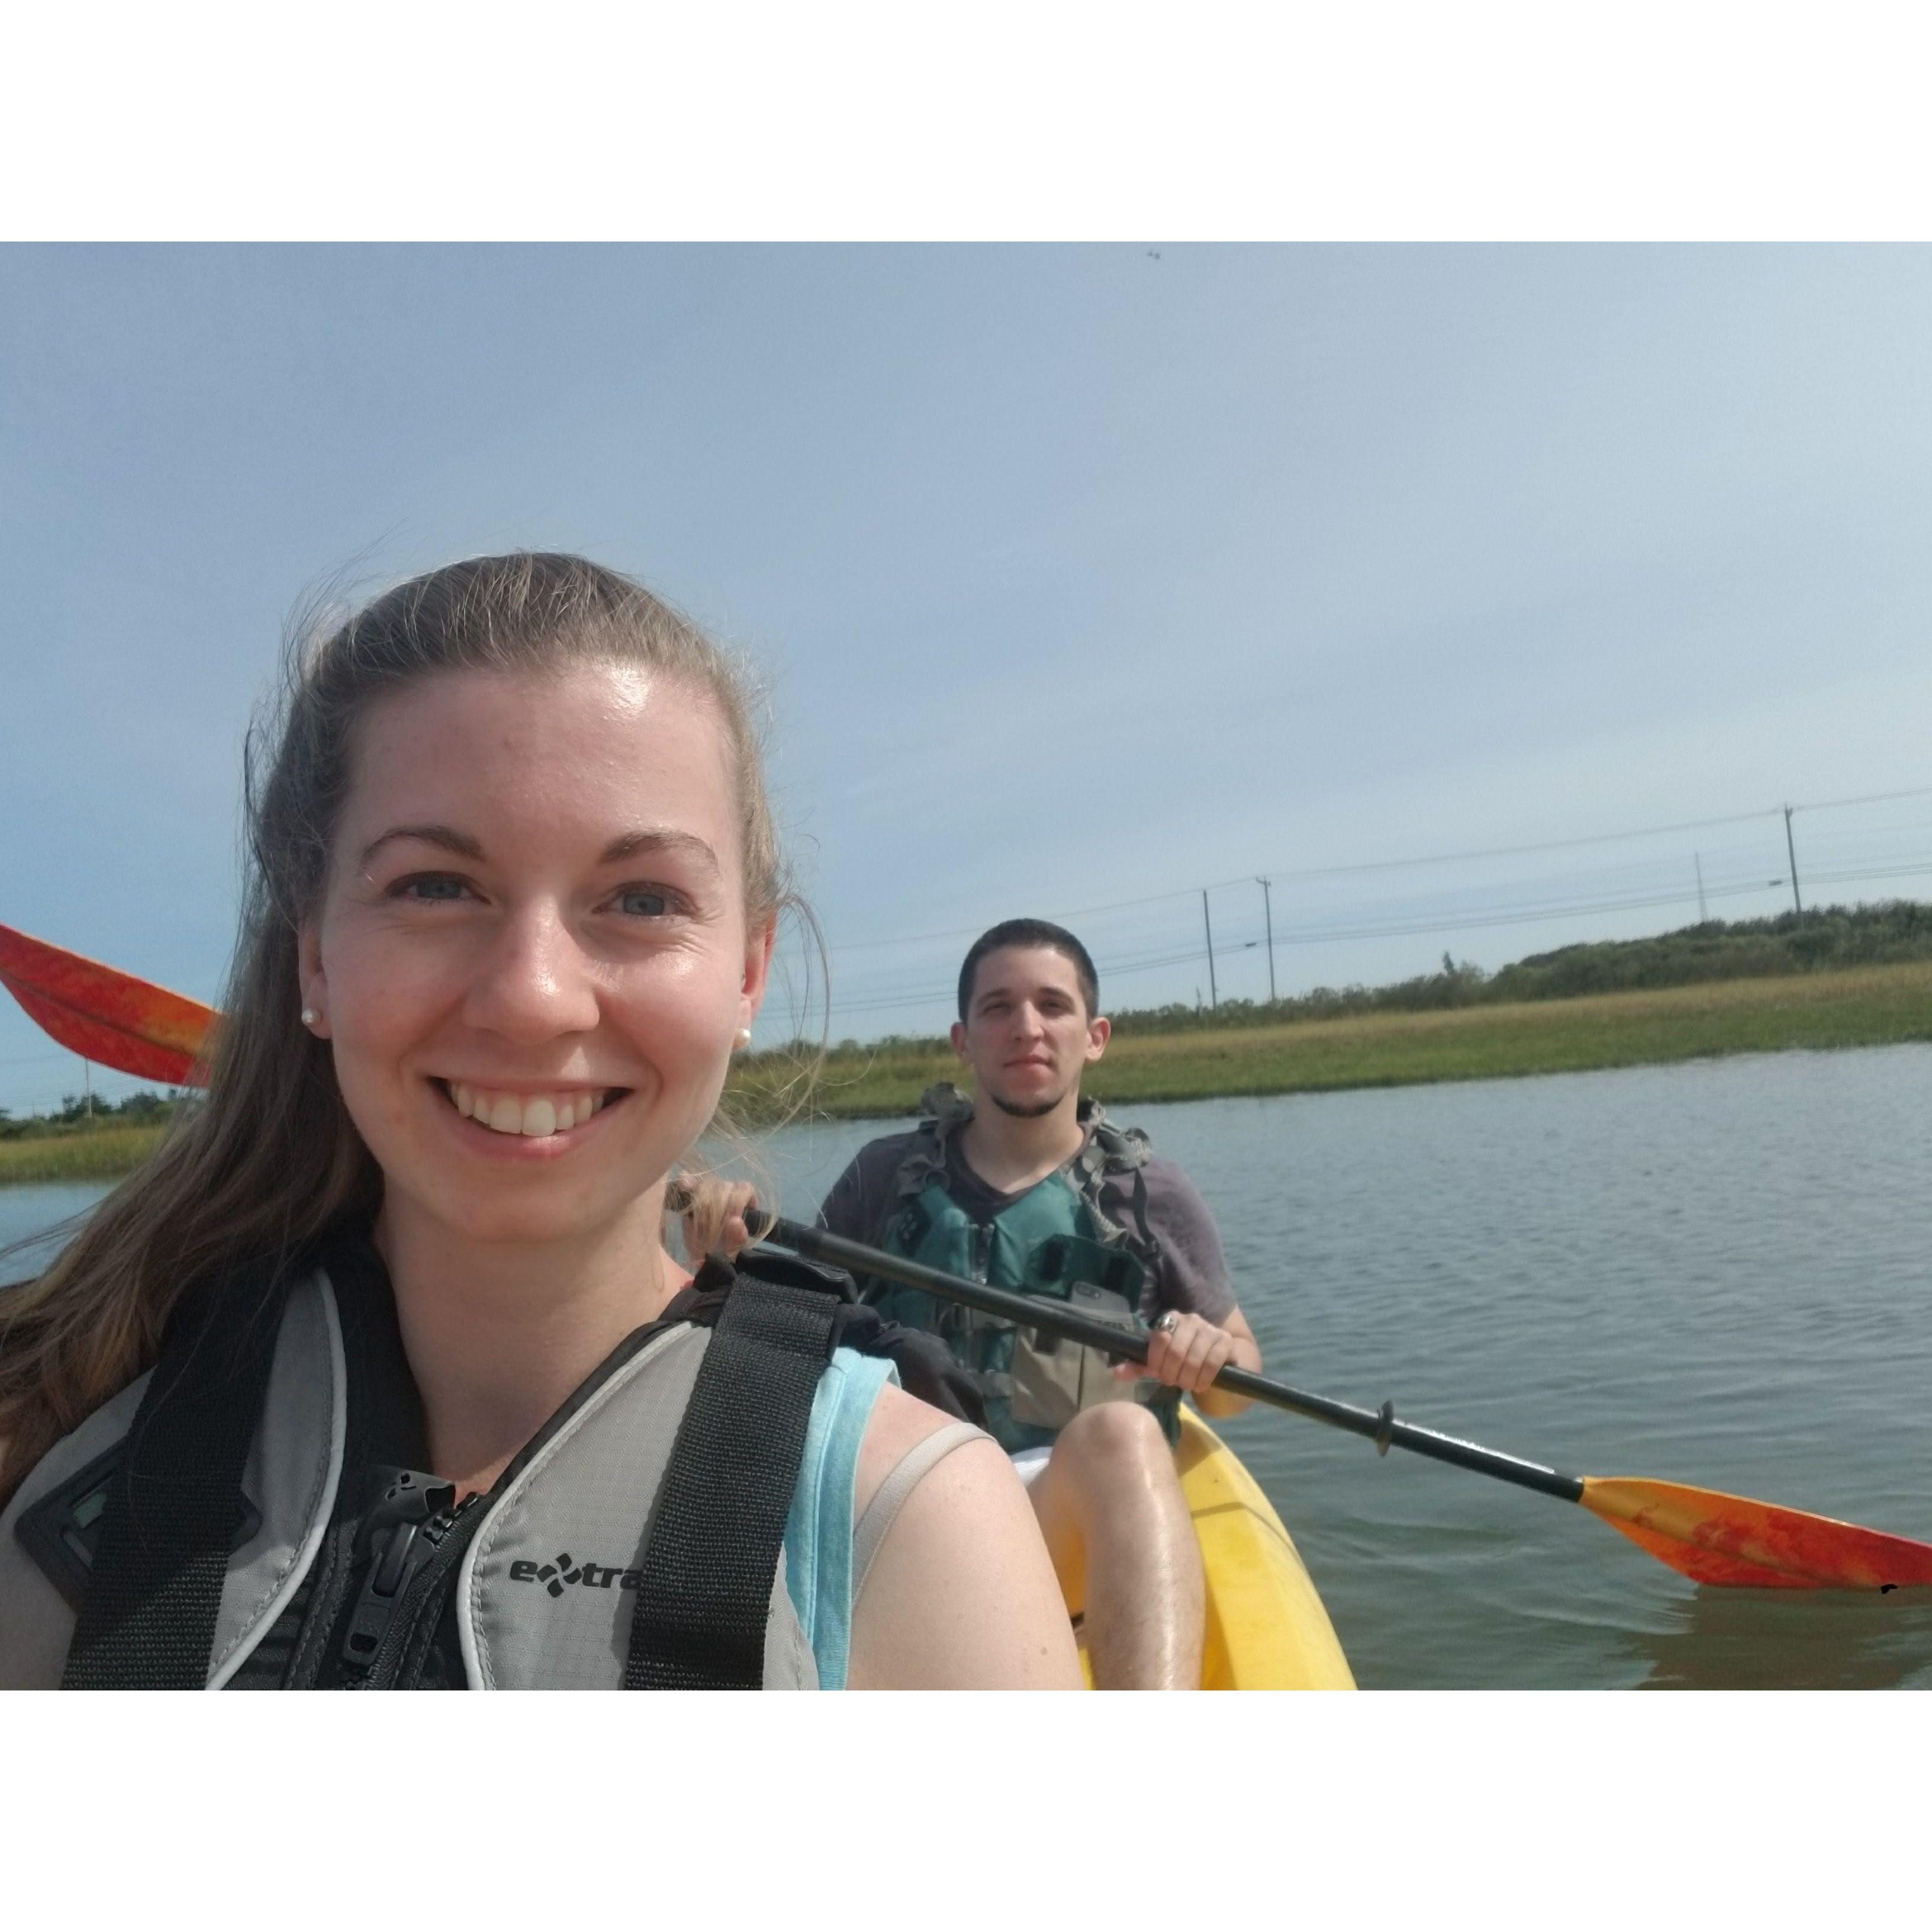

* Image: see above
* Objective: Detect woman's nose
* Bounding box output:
[462,905,601,1041]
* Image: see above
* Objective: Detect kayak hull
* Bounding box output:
[1180,1406,1355,1689]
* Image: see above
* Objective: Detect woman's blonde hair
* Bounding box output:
[1,553,798,1505]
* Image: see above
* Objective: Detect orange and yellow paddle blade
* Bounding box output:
[1583,1476,1932,1591]
[0,922,217,1088]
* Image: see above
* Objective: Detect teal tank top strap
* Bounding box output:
[780,1344,896,1690]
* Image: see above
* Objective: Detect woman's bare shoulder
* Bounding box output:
[848,1384,1081,1689]
[854,1380,967,1517]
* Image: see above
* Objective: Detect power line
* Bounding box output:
[826,884,1201,956]
[1198,807,1785,894]
[1797,784,1932,814]
[824,869,1932,1021]
[1809,859,1932,888]
[823,781,1932,959]
[823,864,1882,1022]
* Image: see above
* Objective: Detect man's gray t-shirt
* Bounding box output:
[816,1125,1238,1324]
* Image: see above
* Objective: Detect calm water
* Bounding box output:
[8,1045,1931,1688]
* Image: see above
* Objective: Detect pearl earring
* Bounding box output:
[736,1028,752,1049]
[301,1008,318,1028]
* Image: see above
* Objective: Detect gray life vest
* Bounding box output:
[862,1084,1174,1454]
[0,1244,855,1690]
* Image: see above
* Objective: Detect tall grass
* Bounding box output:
[0,1126,168,1185]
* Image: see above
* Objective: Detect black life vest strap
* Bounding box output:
[61,1264,291,1690]
[623,1268,840,1689]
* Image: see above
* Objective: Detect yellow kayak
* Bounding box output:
[1074,1406,1355,1689]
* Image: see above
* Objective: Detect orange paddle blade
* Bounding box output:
[1583,1476,1932,1591]
[0,922,217,1088]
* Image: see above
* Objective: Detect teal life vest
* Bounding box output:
[865,1085,1176,1455]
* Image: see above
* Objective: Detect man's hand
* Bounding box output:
[1119,1310,1237,1393]
[674,1174,762,1260]
[1115,1306,1262,1417]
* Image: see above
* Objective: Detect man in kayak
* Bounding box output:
[692,918,1263,1689]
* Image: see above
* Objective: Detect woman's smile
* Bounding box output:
[439,1078,622,1137]
[428,1076,632,1155]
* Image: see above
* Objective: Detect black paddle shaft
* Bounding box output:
[758,1217,1586,1505]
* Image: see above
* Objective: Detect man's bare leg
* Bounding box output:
[1025,1403,1205,1689]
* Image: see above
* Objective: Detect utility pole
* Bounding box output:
[83,1058,92,1120]
[1257,877,1277,1003]
[1201,889,1218,1009]
[1694,852,1707,924]
[1783,805,1804,917]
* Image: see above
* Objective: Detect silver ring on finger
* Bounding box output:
[1152,1310,1180,1335]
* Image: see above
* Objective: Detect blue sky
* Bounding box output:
[4,244,1931,1111]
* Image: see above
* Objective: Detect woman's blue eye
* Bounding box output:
[617,888,672,917]
[404,876,469,901]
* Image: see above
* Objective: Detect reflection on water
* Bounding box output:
[7,1042,1931,1688]
[1632,1585,1932,1690]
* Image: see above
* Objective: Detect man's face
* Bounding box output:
[950,945,1110,1118]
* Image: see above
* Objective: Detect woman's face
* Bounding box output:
[300,663,772,1247]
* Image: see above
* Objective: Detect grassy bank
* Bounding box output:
[8,962,1931,1181]
[0,1125,166,1186]
[734,960,1932,1120]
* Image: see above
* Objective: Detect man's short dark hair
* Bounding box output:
[957,919,1100,1021]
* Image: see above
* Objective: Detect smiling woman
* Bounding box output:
[0,553,1078,1691]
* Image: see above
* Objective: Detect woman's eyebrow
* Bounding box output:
[359,823,485,868]
[356,825,719,873]
[599,827,722,875]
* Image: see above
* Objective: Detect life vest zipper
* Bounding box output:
[340,1479,485,1689]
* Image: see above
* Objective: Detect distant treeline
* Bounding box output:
[0,1089,188,1140]
[1102,899,1932,1036]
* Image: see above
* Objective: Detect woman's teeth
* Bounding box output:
[449,1083,610,1138]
